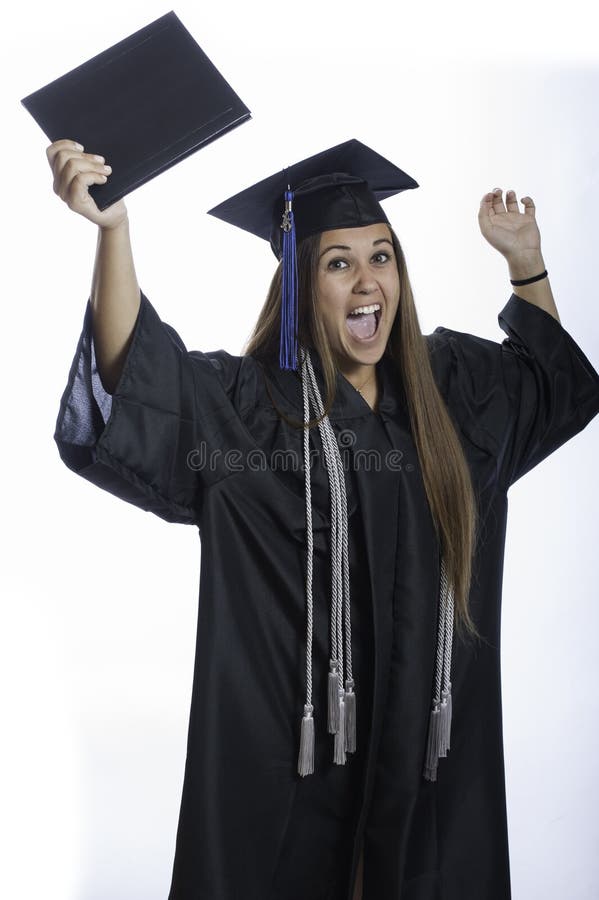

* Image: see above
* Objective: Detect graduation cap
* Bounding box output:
[208,139,419,370]
[21,11,251,211]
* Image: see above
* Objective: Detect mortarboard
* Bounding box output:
[21,11,251,211]
[208,139,419,371]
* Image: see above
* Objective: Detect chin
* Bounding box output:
[338,341,385,368]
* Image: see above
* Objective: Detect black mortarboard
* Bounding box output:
[21,11,251,211]
[208,138,418,259]
[207,139,418,370]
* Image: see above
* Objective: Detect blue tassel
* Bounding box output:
[280,189,298,370]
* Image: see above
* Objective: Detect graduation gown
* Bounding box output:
[55,290,599,900]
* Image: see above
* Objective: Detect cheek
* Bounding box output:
[386,274,401,307]
[316,284,346,321]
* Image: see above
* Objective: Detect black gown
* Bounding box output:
[55,289,599,900]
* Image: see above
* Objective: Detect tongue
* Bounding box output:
[346,312,377,340]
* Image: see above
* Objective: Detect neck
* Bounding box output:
[338,361,376,392]
[337,361,379,412]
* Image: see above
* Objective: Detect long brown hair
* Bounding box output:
[244,229,481,644]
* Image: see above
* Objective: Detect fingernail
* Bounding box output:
[94,155,105,162]
[74,142,84,151]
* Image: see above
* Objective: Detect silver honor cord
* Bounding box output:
[423,555,455,780]
[297,347,356,775]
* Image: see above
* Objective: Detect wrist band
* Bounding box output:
[510,269,548,286]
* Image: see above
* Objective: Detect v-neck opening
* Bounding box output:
[257,346,405,423]
[337,368,381,417]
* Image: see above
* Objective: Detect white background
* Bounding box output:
[2,1,598,898]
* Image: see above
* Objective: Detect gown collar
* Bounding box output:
[262,345,405,421]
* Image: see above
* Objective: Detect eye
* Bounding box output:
[327,257,349,270]
[372,251,391,264]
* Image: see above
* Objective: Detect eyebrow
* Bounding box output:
[318,237,393,261]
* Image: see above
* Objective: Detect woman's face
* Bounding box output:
[315,223,400,371]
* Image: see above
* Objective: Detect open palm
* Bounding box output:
[478,188,542,260]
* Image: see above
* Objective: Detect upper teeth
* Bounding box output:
[349,304,381,316]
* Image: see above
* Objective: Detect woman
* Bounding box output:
[47,137,599,900]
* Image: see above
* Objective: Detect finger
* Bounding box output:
[505,189,519,213]
[52,147,108,181]
[479,192,497,218]
[48,141,107,188]
[520,195,536,216]
[491,187,506,214]
[55,154,111,199]
[46,138,85,166]
[64,168,110,208]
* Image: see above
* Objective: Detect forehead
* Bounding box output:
[318,222,392,250]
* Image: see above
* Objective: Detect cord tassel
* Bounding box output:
[280,189,298,371]
[438,691,448,758]
[328,660,340,732]
[333,690,346,764]
[423,555,455,781]
[298,703,315,776]
[424,702,442,781]
[439,686,452,757]
[344,678,356,753]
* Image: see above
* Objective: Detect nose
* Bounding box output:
[353,278,378,296]
[352,262,378,295]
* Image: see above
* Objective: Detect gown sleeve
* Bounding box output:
[428,292,599,491]
[54,289,257,525]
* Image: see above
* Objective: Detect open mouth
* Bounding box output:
[346,304,382,342]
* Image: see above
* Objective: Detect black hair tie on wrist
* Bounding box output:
[510,269,548,286]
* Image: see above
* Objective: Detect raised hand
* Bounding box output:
[46,138,128,230]
[478,188,542,263]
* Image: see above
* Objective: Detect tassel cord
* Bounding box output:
[297,348,316,775]
[304,353,351,764]
[306,364,345,689]
[305,371,342,732]
[305,366,344,695]
[301,349,315,707]
[423,554,455,781]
